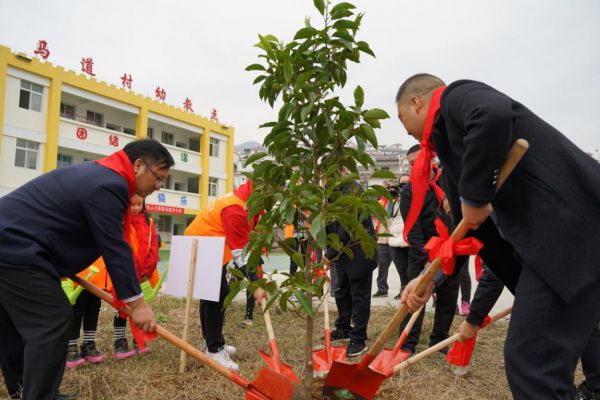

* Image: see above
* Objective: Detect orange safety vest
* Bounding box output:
[284,224,294,239]
[185,192,246,266]
[77,218,159,290]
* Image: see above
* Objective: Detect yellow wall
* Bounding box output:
[0,45,234,211]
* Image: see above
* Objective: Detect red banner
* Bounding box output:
[146,204,184,215]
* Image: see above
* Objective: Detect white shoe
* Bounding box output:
[201,339,236,355]
[207,348,239,372]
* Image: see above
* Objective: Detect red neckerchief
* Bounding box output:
[403,86,446,242]
[430,164,446,205]
[95,150,136,244]
[234,179,263,229]
[131,213,150,277]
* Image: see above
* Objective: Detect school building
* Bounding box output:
[0,44,234,244]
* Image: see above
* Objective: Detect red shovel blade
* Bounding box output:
[258,350,301,383]
[250,367,307,400]
[323,359,389,400]
[313,344,347,372]
[369,348,412,376]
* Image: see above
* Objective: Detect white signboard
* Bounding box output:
[165,235,225,301]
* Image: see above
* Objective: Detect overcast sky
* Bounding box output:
[1,0,599,156]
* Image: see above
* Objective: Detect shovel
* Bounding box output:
[73,276,307,400]
[392,306,512,375]
[312,280,347,377]
[369,305,423,376]
[141,264,169,303]
[61,266,99,305]
[259,299,301,383]
[323,139,529,400]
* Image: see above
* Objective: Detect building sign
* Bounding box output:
[180,152,188,162]
[120,73,133,89]
[146,204,184,215]
[183,97,193,112]
[34,40,50,60]
[108,134,119,147]
[80,57,96,76]
[76,127,88,140]
[155,86,166,101]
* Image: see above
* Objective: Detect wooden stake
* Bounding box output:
[179,239,198,373]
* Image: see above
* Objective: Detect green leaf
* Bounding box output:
[370,169,398,179]
[354,85,364,108]
[301,104,313,122]
[244,151,268,166]
[245,63,266,71]
[310,215,327,250]
[283,59,293,83]
[360,123,378,147]
[332,19,357,31]
[293,290,314,317]
[253,75,266,85]
[291,252,305,270]
[364,108,390,120]
[313,0,325,15]
[330,2,356,14]
[357,41,375,57]
[294,27,318,40]
[331,8,353,20]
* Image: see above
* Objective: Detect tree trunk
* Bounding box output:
[303,297,314,399]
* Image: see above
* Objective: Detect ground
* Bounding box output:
[0,295,520,400]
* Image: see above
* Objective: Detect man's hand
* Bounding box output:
[253,287,268,303]
[457,320,478,342]
[400,274,434,313]
[128,298,156,333]
[461,202,493,230]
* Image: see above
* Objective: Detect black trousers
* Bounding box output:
[333,267,372,344]
[0,264,72,400]
[400,259,460,352]
[375,245,409,293]
[505,265,600,399]
[199,267,230,352]
[70,290,101,340]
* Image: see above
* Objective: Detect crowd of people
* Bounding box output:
[1,72,600,400]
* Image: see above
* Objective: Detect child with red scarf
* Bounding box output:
[113,194,159,358]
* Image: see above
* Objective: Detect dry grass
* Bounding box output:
[1,296,517,399]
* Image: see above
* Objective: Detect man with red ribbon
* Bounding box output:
[0,139,174,400]
[396,73,600,399]
[397,144,466,355]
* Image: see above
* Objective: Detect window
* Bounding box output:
[60,103,75,119]
[19,80,43,112]
[156,215,172,233]
[86,110,103,127]
[123,127,136,136]
[174,182,187,192]
[147,127,154,139]
[189,138,200,152]
[209,138,220,157]
[208,177,218,196]
[165,175,173,190]
[15,139,39,169]
[172,223,185,235]
[187,177,199,194]
[106,123,121,132]
[57,154,73,168]
[162,131,174,145]
[175,141,188,149]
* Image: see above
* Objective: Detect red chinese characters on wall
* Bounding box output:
[120,73,133,89]
[76,127,88,140]
[183,98,193,112]
[155,86,166,101]
[80,57,96,76]
[210,108,218,121]
[34,40,50,60]
[108,135,119,147]
[146,204,184,215]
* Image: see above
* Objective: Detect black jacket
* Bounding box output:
[432,79,600,303]
[325,183,378,279]
[0,162,141,299]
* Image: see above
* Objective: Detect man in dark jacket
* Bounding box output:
[323,183,378,357]
[397,74,600,399]
[398,145,461,354]
[0,139,174,400]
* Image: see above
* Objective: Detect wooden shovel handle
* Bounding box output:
[367,139,528,358]
[261,298,276,342]
[392,306,512,374]
[72,275,247,386]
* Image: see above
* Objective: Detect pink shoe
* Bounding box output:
[81,341,106,364]
[66,344,86,369]
[460,300,470,316]
[114,338,136,359]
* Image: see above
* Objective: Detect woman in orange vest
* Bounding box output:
[185,179,267,372]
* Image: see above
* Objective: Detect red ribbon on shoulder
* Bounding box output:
[403,86,446,243]
[424,217,484,276]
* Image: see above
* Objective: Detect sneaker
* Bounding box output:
[201,339,236,355]
[575,381,600,400]
[81,341,105,364]
[372,291,388,298]
[330,329,350,341]
[238,318,253,329]
[113,338,136,359]
[346,342,367,357]
[133,340,152,355]
[207,348,240,372]
[66,344,85,369]
[460,300,471,316]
